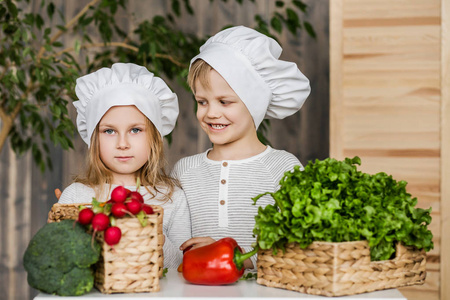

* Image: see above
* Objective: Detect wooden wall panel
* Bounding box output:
[0,145,33,300]
[331,0,444,299]
[440,0,450,298]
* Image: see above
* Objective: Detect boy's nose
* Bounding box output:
[206,103,221,118]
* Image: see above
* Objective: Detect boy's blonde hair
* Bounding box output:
[74,116,176,202]
[188,59,213,93]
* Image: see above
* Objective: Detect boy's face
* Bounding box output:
[194,69,256,147]
[98,105,150,185]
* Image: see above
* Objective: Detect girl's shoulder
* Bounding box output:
[58,182,95,204]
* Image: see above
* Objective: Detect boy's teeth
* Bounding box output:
[211,124,226,129]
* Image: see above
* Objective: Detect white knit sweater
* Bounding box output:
[58,182,191,269]
[171,146,302,268]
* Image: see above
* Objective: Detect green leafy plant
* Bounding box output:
[0,0,314,172]
[252,157,434,261]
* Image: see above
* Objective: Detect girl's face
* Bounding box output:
[195,69,256,148]
[98,105,150,185]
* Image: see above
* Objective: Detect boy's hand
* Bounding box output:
[243,258,254,269]
[180,237,216,252]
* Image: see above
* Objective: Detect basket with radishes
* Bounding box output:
[48,186,164,294]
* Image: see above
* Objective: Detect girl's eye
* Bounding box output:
[104,129,115,135]
[131,128,142,134]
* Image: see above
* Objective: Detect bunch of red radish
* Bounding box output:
[77,186,154,246]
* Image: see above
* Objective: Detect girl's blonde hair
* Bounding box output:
[74,116,177,202]
[188,59,213,93]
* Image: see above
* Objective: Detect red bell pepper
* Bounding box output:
[182,237,257,285]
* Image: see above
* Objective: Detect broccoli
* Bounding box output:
[23,220,101,296]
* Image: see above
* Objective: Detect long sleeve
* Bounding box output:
[145,187,191,269]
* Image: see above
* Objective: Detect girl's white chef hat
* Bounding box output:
[190,25,311,129]
[73,63,179,147]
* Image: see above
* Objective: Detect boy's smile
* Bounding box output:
[209,123,229,130]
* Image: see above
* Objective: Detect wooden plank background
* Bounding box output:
[330,0,445,299]
[0,1,329,299]
[440,0,450,298]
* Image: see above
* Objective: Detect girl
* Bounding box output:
[172,26,310,269]
[58,63,191,269]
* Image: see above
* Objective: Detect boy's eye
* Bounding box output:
[196,100,207,106]
[131,128,142,134]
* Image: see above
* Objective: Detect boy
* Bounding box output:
[172,26,310,268]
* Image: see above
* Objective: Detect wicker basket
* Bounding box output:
[256,240,426,297]
[48,203,164,293]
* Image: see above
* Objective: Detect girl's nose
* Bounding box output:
[117,134,130,149]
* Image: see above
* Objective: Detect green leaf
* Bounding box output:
[162,268,168,277]
[91,198,104,214]
[303,21,316,38]
[172,0,181,16]
[35,14,44,29]
[13,28,22,44]
[286,8,300,34]
[56,25,67,32]
[74,39,81,54]
[5,0,19,18]
[136,210,148,227]
[44,27,51,37]
[183,0,194,15]
[16,69,25,83]
[52,41,63,47]
[47,2,55,19]
[240,272,257,280]
[23,13,35,26]
[270,16,283,34]
[275,1,284,8]
[110,215,117,227]
[292,0,307,13]
[150,42,157,59]
[103,203,112,215]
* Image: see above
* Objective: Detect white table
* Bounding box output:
[34,270,406,299]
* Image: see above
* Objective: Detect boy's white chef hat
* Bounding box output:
[73,63,179,147]
[190,26,310,129]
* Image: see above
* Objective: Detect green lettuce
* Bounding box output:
[252,157,433,261]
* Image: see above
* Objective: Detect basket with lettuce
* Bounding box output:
[252,156,433,297]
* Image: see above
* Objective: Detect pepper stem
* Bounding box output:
[234,247,258,271]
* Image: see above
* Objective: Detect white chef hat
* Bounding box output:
[73,63,179,147]
[190,25,311,129]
